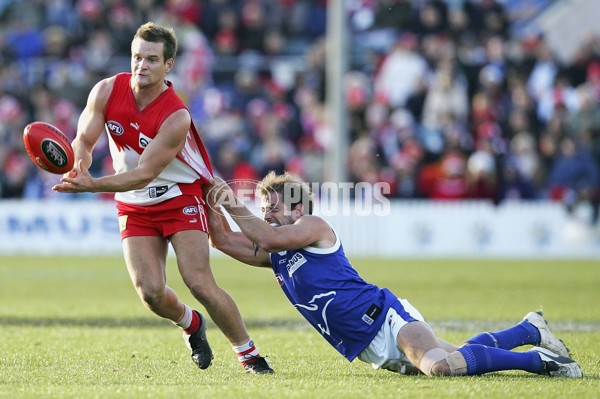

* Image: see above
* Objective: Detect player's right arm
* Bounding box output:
[71,77,115,171]
[206,194,271,268]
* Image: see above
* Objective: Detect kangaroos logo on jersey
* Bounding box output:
[106,121,124,136]
[286,252,307,277]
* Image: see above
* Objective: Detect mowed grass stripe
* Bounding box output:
[1,316,599,333]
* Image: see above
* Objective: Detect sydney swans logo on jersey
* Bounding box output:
[106,120,124,136]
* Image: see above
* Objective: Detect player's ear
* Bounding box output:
[293,203,304,217]
[165,58,174,73]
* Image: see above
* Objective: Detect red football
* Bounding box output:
[23,121,75,174]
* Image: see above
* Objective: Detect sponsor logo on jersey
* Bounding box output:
[106,120,124,136]
[130,122,140,130]
[361,304,382,325]
[149,185,168,198]
[274,273,284,286]
[139,132,152,148]
[286,252,306,276]
[183,206,198,215]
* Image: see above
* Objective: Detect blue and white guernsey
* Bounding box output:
[269,229,404,361]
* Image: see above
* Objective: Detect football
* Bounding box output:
[23,121,75,174]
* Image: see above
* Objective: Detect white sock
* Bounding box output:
[234,339,260,363]
[174,304,193,329]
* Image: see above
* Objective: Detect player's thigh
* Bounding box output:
[122,235,170,289]
[170,230,212,282]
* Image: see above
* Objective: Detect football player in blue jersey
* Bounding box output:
[205,171,582,378]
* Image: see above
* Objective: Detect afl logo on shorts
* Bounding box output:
[106,120,124,136]
[183,206,198,215]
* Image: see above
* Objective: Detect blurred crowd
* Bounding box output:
[0,0,599,225]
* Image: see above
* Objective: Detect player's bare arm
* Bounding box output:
[209,176,335,252]
[206,198,271,267]
[54,108,190,194]
[72,77,115,169]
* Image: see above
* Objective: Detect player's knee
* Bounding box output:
[138,285,166,309]
[187,282,215,304]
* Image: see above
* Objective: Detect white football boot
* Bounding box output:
[523,311,570,357]
[529,346,583,378]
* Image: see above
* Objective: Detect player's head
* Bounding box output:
[258,171,313,224]
[133,22,178,63]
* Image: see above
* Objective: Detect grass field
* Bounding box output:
[0,256,599,399]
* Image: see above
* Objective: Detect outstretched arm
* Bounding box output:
[53,79,190,194]
[206,191,271,268]
[208,176,335,252]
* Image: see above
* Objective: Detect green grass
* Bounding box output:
[1,256,599,399]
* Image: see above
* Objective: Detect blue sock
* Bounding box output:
[458,344,543,375]
[465,321,540,350]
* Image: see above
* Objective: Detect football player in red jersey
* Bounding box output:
[52,22,273,374]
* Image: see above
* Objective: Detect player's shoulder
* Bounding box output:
[297,214,327,225]
[90,75,118,100]
[296,215,333,234]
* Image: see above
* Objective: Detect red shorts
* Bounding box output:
[116,195,208,239]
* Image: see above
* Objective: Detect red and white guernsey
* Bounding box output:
[104,73,213,206]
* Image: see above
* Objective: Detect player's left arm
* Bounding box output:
[209,176,334,252]
[256,215,334,252]
[56,109,190,193]
[206,201,271,267]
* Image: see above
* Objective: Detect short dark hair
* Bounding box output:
[133,22,178,61]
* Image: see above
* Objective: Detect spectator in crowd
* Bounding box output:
[373,32,430,108]
[0,0,599,214]
[417,149,470,200]
[547,135,599,226]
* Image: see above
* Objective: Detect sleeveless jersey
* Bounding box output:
[269,229,401,361]
[104,73,213,205]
